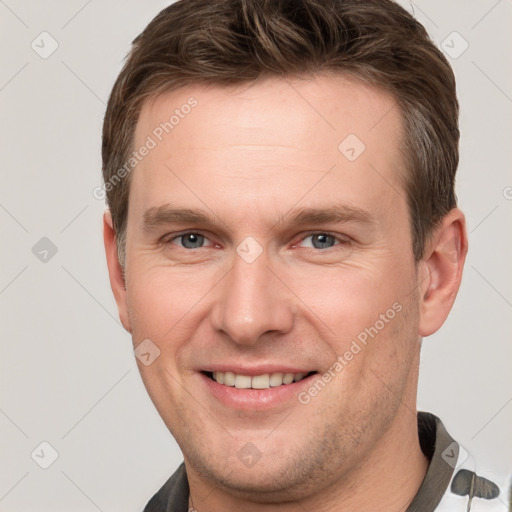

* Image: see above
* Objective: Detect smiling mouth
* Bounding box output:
[202,370,318,389]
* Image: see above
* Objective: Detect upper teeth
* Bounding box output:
[212,371,307,389]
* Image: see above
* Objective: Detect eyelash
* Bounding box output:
[163,231,350,251]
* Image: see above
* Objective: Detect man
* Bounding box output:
[101,0,509,510]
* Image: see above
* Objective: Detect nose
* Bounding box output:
[211,245,295,346]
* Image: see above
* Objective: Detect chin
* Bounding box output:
[201,466,309,502]
[184,437,334,503]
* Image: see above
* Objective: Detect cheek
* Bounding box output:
[127,262,215,312]
[125,264,214,343]
[290,259,419,400]
[292,261,413,339]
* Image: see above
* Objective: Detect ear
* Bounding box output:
[418,208,468,337]
[103,210,132,333]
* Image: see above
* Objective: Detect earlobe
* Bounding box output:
[418,208,468,337]
[103,210,132,333]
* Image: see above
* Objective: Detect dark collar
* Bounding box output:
[143,461,188,512]
[144,411,455,512]
[406,411,457,511]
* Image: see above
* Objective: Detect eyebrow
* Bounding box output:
[142,203,373,232]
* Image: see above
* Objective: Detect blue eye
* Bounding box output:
[172,233,208,249]
[299,233,342,250]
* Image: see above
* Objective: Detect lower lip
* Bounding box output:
[199,372,317,411]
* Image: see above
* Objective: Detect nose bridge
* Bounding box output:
[212,247,293,345]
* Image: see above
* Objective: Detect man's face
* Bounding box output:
[122,75,423,498]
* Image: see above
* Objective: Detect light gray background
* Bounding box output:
[1,1,511,510]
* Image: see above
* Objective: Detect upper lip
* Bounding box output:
[199,365,317,376]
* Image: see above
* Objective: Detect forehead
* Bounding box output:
[130,74,406,227]
[135,73,402,151]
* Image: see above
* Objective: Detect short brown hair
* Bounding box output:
[102,0,459,265]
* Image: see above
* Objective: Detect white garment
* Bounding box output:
[436,446,510,511]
